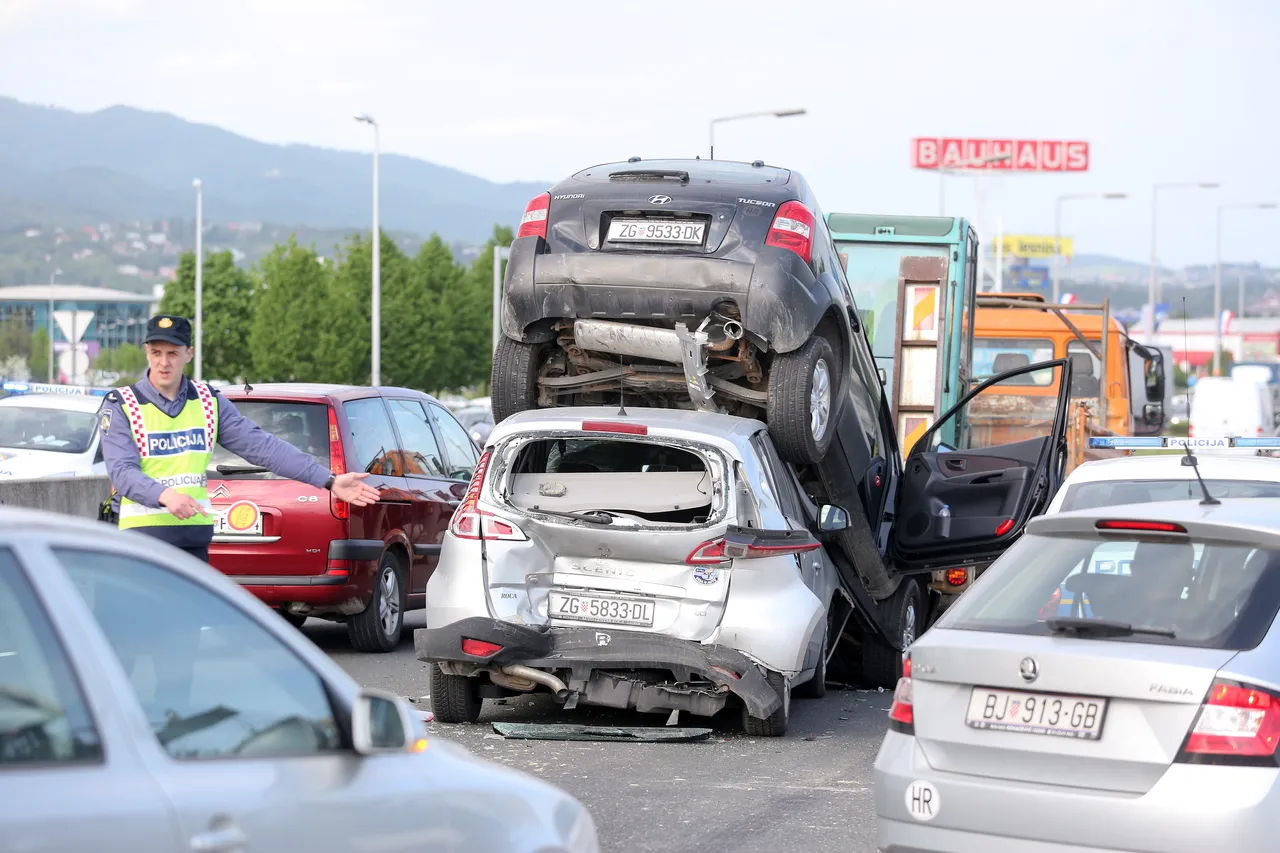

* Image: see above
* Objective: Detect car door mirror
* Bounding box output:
[1143,349,1166,403]
[818,504,849,532]
[1143,403,1163,426]
[352,688,427,755]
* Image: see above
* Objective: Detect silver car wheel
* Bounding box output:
[810,359,832,442]
[378,565,401,638]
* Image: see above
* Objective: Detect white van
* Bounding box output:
[1189,375,1278,438]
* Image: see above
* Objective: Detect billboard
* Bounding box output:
[911,139,1089,172]
[993,235,1075,259]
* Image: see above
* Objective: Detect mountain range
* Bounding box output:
[0,96,548,242]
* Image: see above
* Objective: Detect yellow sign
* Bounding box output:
[994,235,1074,260]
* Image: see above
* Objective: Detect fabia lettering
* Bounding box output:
[147,427,209,456]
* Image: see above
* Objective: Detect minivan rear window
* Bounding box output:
[1060,479,1280,512]
[503,438,716,524]
[938,532,1280,650]
[209,401,329,478]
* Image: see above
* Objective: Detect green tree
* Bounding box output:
[395,235,462,390]
[160,250,258,381]
[0,316,31,363]
[251,238,332,382]
[321,231,411,385]
[92,343,148,384]
[29,327,50,382]
[447,225,514,391]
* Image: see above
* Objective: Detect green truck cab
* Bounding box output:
[827,214,979,456]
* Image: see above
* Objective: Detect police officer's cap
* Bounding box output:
[143,315,193,348]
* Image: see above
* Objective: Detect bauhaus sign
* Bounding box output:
[911,139,1089,172]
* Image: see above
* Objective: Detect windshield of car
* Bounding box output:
[1059,478,1280,512]
[0,407,97,454]
[938,531,1280,650]
[454,408,491,428]
[209,401,329,478]
[973,337,1056,385]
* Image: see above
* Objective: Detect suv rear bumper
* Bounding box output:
[501,236,832,354]
[415,616,782,718]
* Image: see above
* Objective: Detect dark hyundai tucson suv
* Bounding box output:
[492,157,864,465]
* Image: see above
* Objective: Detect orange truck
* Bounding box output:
[971,293,1166,472]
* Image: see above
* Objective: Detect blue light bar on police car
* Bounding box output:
[1089,436,1280,449]
[1,381,111,397]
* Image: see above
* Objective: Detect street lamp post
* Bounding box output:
[492,245,510,353]
[1214,201,1277,376]
[1147,182,1218,343]
[355,113,381,385]
[193,178,203,381]
[48,268,61,383]
[1052,192,1127,303]
[709,109,806,160]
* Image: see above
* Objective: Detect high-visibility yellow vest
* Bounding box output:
[115,382,219,531]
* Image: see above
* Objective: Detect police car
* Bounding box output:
[0,383,111,479]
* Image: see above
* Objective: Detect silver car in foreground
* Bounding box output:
[0,508,597,853]
[875,497,1280,852]
[417,407,848,736]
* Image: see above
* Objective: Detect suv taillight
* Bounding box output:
[328,405,350,520]
[447,451,528,541]
[1176,679,1280,765]
[517,192,550,240]
[765,200,815,265]
[888,655,914,733]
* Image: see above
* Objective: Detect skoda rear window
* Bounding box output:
[500,437,721,525]
[209,401,329,478]
[936,532,1280,650]
[1060,479,1280,512]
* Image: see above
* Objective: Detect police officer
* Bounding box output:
[100,314,380,561]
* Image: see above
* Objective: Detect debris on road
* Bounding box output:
[491,723,713,743]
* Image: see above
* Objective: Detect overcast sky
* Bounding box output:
[2,0,1278,267]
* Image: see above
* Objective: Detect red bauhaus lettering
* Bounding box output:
[913,138,940,168]
[1014,140,1040,170]
[912,138,1091,172]
[1039,141,1065,171]
[1065,141,1089,171]
[940,138,965,168]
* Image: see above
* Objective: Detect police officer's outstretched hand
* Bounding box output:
[159,488,212,520]
[332,472,381,507]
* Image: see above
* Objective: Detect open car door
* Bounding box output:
[890,357,1072,572]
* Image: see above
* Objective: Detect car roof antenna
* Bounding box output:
[617,354,628,417]
[1181,445,1220,506]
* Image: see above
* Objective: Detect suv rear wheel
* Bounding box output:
[492,336,545,424]
[742,669,790,737]
[429,664,483,724]
[768,335,839,465]
[348,553,405,653]
[861,577,922,689]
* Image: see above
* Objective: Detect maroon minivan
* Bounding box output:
[206,383,481,652]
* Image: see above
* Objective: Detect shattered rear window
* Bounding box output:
[504,437,717,524]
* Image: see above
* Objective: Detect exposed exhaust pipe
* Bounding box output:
[500,664,571,701]
[574,319,683,365]
[722,319,744,340]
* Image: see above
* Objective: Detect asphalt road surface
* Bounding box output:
[305,613,888,853]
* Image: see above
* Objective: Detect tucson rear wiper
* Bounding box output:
[215,464,269,474]
[533,509,614,525]
[1044,617,1176,639]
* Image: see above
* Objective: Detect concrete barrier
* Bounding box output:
[0,474,111,519]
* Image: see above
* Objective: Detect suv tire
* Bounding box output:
[742,669,790,737]
[768,335,839,465]
[862,577,923,689]
[430,663,482,724]
[348,553,405,653]
[492,336,545,424]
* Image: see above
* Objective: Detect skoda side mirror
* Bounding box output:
[818,504,850,532]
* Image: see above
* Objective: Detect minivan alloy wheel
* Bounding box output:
[810,359,831,442]
[379,565,401,638]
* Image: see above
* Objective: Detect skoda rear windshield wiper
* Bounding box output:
[1044,617,1176,639]
[533,509,615,525]
[215,464,269,474]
